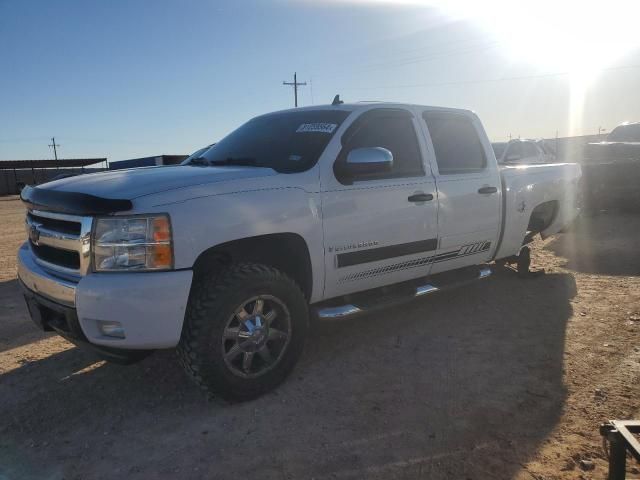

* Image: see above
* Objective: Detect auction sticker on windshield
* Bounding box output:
[296,123,337,134]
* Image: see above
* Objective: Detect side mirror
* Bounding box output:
[343,147,393,177]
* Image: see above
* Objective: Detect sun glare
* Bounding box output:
[460,1,637,73]
[430,0,640,135]
[437,1,639,77]
[329,0,640,135]
[338,0,640,81]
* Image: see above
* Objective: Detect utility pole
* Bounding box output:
[48,137,60,161]
[282,72,307,108]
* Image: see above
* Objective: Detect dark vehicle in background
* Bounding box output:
[582,122,640,211]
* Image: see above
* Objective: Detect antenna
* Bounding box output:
[332,94,343,106]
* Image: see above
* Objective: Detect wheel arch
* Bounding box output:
[192,233,313,300]
[527,200,559,234]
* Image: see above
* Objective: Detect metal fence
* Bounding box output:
[0,159,107,196]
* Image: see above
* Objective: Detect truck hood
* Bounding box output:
[21,165,279,216]
[40,165,278,199]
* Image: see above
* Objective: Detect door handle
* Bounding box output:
[478,186,498,194]
[408,193,434,202]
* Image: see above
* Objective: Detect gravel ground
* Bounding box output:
[0,196,638,480]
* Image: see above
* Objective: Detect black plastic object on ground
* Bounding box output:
[600,420,640,480]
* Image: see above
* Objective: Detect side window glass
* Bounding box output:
[522,142,539,158]
[338,112,424,181]
[423,111,486,174]
[504,142,522,161]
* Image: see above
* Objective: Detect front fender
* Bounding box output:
[150,187,324,303]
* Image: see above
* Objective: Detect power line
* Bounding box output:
[337,63,640,91]
[313,34,500,81]
[283,72,307,108]
[48,137,60,161]
[349,40,500,75]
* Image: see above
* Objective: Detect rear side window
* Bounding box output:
[339,110,424,181]
[423,112,486,174]
[522,142,539,157]
[537,141,549,154]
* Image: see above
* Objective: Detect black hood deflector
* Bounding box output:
[21,186,133,215]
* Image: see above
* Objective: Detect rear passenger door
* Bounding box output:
[421,110,501,274]
[320,108,439,298]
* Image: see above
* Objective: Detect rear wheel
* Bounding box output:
[178,263,309,401]
[517,246,531,278]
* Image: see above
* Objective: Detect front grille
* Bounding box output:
[30,242,80,270]
[27,212,81,236]
[26,209,93,276]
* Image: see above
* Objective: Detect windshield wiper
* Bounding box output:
[186,156,211,166]
[209,157,265,168]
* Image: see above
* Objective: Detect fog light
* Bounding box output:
[97,320,125,339]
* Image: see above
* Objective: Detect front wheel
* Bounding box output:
[177,263,309,402]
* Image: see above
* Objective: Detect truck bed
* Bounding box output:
[496,162,581,260]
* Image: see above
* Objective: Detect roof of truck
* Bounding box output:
[266,102,475,116]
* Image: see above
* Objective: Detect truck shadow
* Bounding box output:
[0,269,575,480]
[544,211,640,276]
[0,278,52,354]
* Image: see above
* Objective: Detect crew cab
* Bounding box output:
[17,102,581,401]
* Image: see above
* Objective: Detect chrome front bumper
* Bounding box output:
[18,241,193,349]
[17,242,76,307]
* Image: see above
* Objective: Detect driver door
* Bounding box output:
[320,108,439,299]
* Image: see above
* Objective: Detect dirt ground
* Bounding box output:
[0,195,638,480]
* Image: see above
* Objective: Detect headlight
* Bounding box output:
[92,215,173,272]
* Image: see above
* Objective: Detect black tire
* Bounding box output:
[517,246,531,278]
[177,263,309,402]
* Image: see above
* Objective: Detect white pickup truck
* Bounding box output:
[17,102,581,400]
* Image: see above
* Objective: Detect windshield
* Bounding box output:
[492,142,507,159]
[607,124,640,142]
[187,109,351,173]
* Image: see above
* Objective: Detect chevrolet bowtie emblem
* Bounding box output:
[29,222,42,246]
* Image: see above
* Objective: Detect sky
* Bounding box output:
[1,0,640,162]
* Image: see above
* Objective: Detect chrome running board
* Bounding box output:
[315,266,492,320]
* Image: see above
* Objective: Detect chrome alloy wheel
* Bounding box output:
[222,295,292,378]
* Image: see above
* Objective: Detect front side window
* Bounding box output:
[187,109,351,173]
[502,142,523,163]
[337,110,424,181]
[423,111,486,174]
